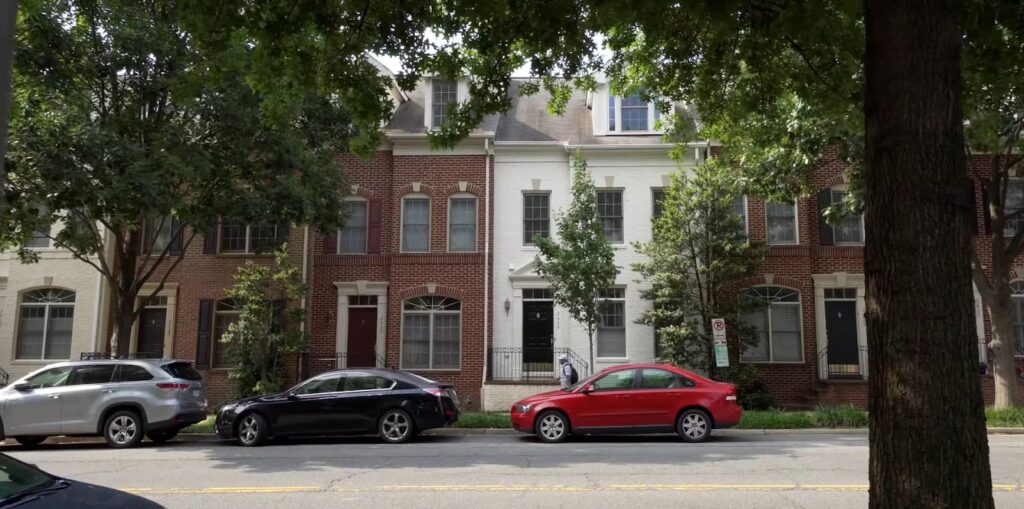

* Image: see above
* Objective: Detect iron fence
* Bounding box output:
[816,345,867,381]
[0,366,8,387]
[80,352,165,360]
[487,347,591,383]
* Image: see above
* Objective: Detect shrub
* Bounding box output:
[985,406,1024,427]
[726,365,775,410]
[738,409,815,429]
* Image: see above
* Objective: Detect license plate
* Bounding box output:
[192,390,201,398]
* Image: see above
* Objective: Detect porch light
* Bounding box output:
[504,298,511,315]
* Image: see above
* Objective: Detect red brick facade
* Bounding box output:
[306,150,493,410]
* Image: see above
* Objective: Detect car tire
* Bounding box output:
[535,410,569,443]
[146,430,179,444]
[677,409,712,443]
[236,413,269,447]
[15,436,47,448]
[104,410,145,449]
[378,409,414,444]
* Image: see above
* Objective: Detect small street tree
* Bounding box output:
[220,247,309,398]
[632,161,766,380]
[534,155,618,369]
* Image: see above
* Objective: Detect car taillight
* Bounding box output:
[725,395,737,401]
[156,383,190,391]
[423,387,446,397]
[725,385,738,402]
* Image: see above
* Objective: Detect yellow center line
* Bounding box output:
[120,483,1022,495]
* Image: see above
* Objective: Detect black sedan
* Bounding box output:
[0,452,162,508]
[215,368,460,446]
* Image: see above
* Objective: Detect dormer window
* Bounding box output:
[431,79,458,128]
[608,94,660,133]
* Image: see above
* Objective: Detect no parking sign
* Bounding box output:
[711,318,729,367]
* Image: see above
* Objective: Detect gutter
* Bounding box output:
[482,137,492,387]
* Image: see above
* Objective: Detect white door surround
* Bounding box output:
[335,281,389,362]
[812,273,867,380]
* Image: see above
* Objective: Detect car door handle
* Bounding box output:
[102,389,117,394]
[49,394,60,400]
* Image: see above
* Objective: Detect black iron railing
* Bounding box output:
[0,366,8,387]
[80,352,165,360]
[487,347,591,383]
[297,352,389,380]
[816,345,867,381]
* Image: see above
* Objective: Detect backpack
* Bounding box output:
[569,365,579,384]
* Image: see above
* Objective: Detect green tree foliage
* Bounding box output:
[534,155,618,369]
[632,160,765,379]
[220,247,308,398]
[3,0,354,353]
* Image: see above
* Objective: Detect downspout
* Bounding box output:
[90,267,103,353]
[300,225,309,333]
[482,137,492,389]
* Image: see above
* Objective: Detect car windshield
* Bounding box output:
[0,454,56,500]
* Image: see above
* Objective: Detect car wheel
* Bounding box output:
[535,411,569,443]
[677,409,712,443]
[378,409,414,444]
[237,413,269,447]
[104,410,145,448]
[15,436,47,448]
[146,430,179,444]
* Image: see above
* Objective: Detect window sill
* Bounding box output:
[401,368,461,373]
[834,242,864,247]
[12,359,66,364]
[215,253,276,258]
[596,357,629,363]
[739,360,806,365]
[767,242,799,247]
[602,131,665,136]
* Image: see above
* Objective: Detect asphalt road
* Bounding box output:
[5,432,1024,508]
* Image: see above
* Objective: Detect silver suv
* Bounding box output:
[0,359,207,448]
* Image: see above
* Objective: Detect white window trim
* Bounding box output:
[399,299,462,371]
[447,193,478,253]
[212,301,241,369]
[596,287,628,360]
[606,94,664,135]
[1003,179,1024,237]
[829,186,865,246]
[1009,279,1024,359]
[400,194,431,253]
[766,201,800,246]
[424,77,467,130]
[740,286,805,364]
[338,198,369,255]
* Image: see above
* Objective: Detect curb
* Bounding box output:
[5,427,1022,446]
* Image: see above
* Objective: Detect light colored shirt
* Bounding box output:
[560,363,572,388]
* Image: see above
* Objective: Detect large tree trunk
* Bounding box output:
[864,1,993,507]
[988,288,1020,408]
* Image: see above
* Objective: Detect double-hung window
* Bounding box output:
[401,197,430,252]
[607,94,661,133]
[220,223,279,254]
[741,286,803,362]
[733,195,748,237]
[339,201,368,254]
[828,190,864,244]
[15,289,76,360]
[766,202,797,245]
[597,190,624,243]
[1004,180,1024,236]
[448,196,477,252]
[523,193,550,245]
[1010,281,1024,356]
[431,79,458,128]
[597,288,627,358]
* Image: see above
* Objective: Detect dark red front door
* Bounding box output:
[347,308,377,368]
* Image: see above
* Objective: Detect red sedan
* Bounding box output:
[510,364,741,443]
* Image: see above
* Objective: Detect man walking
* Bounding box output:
[559,354,577,389]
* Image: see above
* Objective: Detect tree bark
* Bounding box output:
[865,1,993,507]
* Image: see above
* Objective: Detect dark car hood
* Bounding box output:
[221,393,280,409]
[4,480,162,508]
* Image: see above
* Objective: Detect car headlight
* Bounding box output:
[514,404,533,414]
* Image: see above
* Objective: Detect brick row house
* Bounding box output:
[4,66,1023,410]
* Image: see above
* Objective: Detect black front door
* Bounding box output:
[523,301,554,364]
[137,308,166,357]
[825,300,859,375]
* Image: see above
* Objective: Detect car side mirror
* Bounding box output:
[13,382,30,392]
[287,391,298,400]
[581,384,595,394]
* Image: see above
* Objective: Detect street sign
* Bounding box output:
[711,318,729,367]
[712,318,727,343]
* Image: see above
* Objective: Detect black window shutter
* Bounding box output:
[817,190,834,246]
[203,223,219,254]
[196,299,213,368]
[270,299,286,333]
[169,219,183,256]
[276,223,290,246]
[982,187,992,235]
